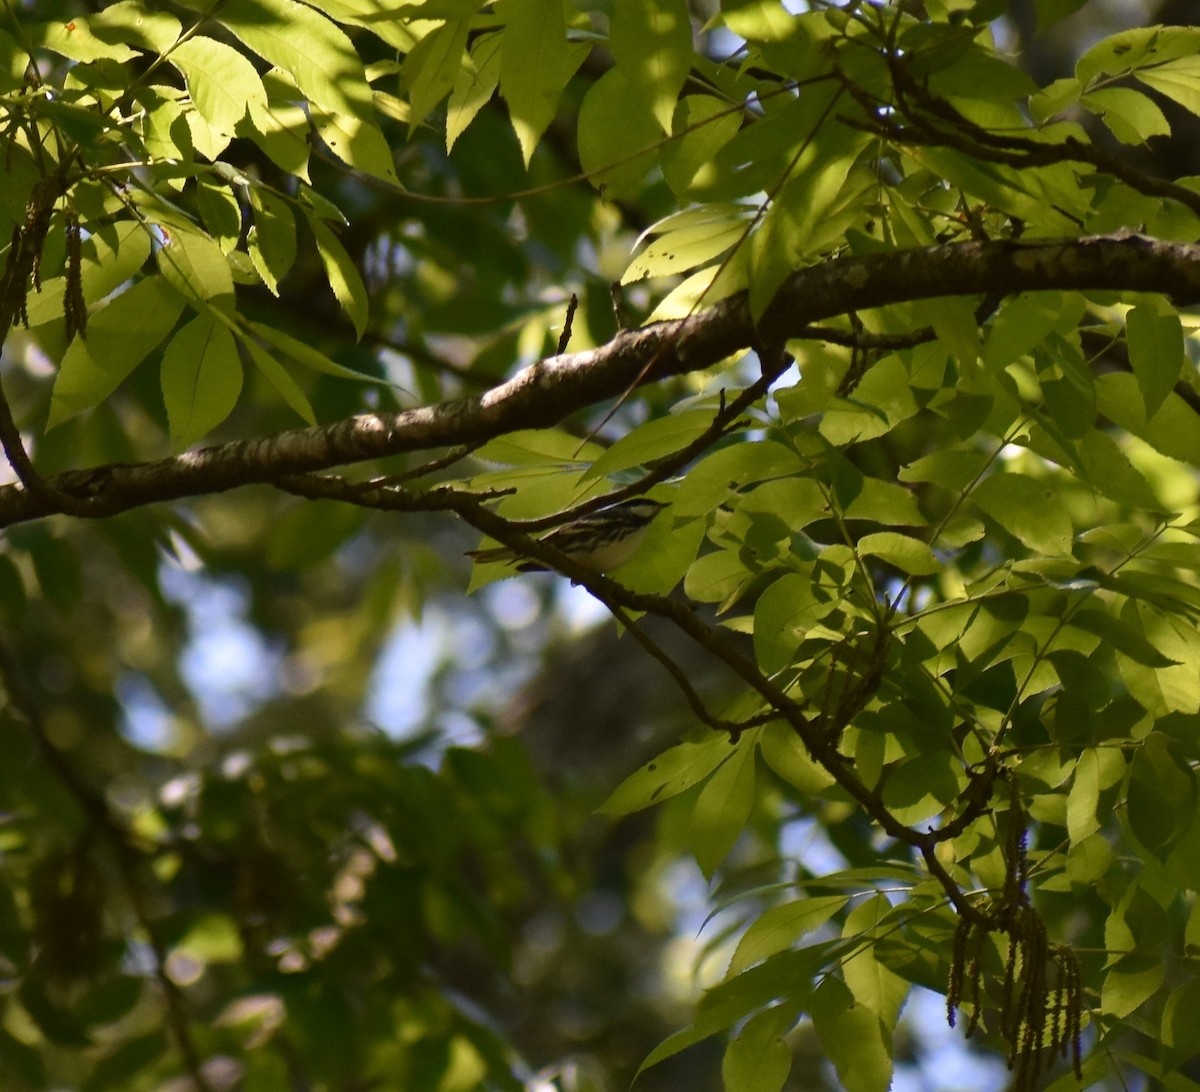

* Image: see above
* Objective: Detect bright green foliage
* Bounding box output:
[7,1,1200,1091]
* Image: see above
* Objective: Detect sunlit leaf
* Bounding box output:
[168,36,267,135]
[611,0,692,133]
[971,472,1073,555]
[161,314,243,448]
[600,735,736,816]
[691,734,756,878]
[810,976,893,1092]
[48,277,186,427]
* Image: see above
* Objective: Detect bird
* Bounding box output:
[466,497,667,573]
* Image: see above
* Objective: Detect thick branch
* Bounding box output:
[3,232,1200,527]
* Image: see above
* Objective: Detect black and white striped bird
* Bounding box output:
[467,497,666,573]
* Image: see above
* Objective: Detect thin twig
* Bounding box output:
[605,598,774,740]
[556,293,578,355]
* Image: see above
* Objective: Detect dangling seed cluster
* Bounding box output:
[8,224,30,329]
[946,770,1083,1090]
[64,209,87,340]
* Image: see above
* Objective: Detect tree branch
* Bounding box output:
[273,471,995,926]
[2,233,1199,528]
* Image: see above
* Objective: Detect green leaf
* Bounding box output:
[921,296,981,366]
[1066,748,1102,846]
[471,428,604,466]
[161,314,244,448]
[499,0,570,165]
[722,1007,793,1092]
[1065,833,1113,886]
[1069,608,1179,668]
[26,218,151,327]
[624,209,749,282]
[819,356,922,446]
[748,138,867,320]
[880,753,963,825]
[401,18,471,129]
[48,277,185,427]
[29,535,83,613]
[31,15,138,63]
[586,410,715,478]
[155,226,235,309]
[1078,26,1200,86]
[220,0,397,181]
[90,2,181,53]
[1127,736,1196,859]
[196,180,243,252]
[446,32,502,151]
[1137,55,1200,116]
[757,721,836,794]
[639,945,841,1073]
[983,292,1080,368]
[662,96,742,198]
[247,187,297,296]
[722,0,803,43]
[841,895,909,1032]
[305,214,369,338]
[242,70,312,179]
[672,437,806,516]
[810,976,893,1092]
[240,336,316,424]
[1162,978,1200,1070]
[599,734,736,816]
[1035,0,1088,33]
[0,29,28,95]
[857,532,942,576]
[579,67,663,198]
[168,36,267,135]
[970,472,1073,556]
[753,573,839,675]
[221,0,367,116]
[611,0,692,133]
[1127,302,1183,419]
[1102,952,1165,1019]
[899,446,990,491]
[247,321,379,382]
[1081,87,1171,144]
[691,735,756,878]
[312,107,398,181]
[728,895,849,977]
[1117,603,1200,715]
[1096,372,1200,464]
[1078,431,1164,511]
[741,477,829,527]
[1030,76,1082,122]
[615,503,705,596]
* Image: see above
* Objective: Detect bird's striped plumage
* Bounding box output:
[467,498,666,573]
